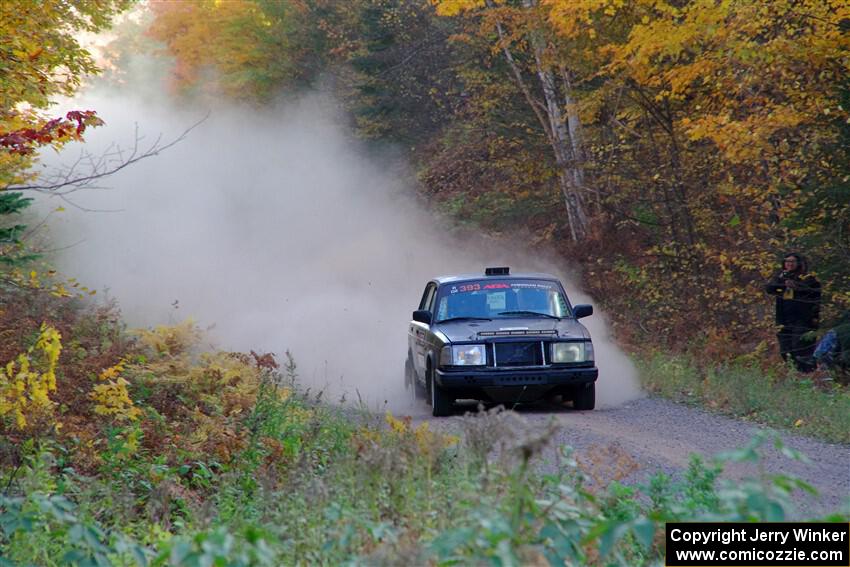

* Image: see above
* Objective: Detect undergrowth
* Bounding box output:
[637,352,850,444]
[1,286,847,565]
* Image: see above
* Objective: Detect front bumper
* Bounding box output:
[436,366,597,389]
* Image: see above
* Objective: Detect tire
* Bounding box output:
[405,357,426,400]
[430,369,453,417]
[573,382,595,411]
[404,357,413,390]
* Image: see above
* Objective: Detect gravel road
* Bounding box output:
[406,395,849,519]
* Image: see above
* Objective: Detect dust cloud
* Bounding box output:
[37,56,642,413]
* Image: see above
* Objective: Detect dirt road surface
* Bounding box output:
[407,396,849,518]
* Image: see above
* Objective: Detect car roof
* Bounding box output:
[433,272,561,285]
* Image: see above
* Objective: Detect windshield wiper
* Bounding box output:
[437,316,492,323]
[497,310,561,319]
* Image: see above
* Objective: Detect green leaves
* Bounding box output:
[426,426,843,565]
[0,492,151,567]
[0,191,37,266]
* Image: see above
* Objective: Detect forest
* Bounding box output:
[138,0,850,355]
[3,0,849,356]
[0,0,848,565]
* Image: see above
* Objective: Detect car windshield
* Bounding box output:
[435,279,570,322]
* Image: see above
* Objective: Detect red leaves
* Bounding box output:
[0,110,104,155]
[65,109,104,133]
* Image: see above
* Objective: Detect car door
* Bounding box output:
[411,282,437,380]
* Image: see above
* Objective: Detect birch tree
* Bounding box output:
[436,0,591,240]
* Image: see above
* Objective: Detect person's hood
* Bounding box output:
[434,317,590,343]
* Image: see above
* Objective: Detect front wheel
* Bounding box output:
[430,371,453,417]
[573,382,596,411]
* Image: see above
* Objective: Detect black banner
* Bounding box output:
[666,522,849,566]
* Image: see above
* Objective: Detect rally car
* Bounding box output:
[405,267,598,416]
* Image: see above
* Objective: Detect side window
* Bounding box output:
[419,283,437,311]
[426,285,438,312]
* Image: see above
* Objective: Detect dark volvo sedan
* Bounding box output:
[405,267,598,416]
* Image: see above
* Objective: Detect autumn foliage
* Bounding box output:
[428,0,850,352]
[0,0,131,266]
[0,324,61,432]
[143,0,849,357]
[0,286,287,474]
[0,0,130,165]
[2,0,847,364]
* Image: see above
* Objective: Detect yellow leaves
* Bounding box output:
[128,322,287,459]
[386,411,408,435]
[0,323,62,431]
[682,104,808,164]
[5,269,96,299]
[92,379,133,416]
[413,420,460,454]
[50,284,72,298]
[0,0,125,199]
[133,319,203,357]
[36,325,62,393]
[383,411,459,455]
[99,359,127,382]
[664,58,716,99]
[89,376,141,422]
[432,0,487,17]
[0,0,115,109]
[147,0,293,100]
[544,0,848,178]
[545,0,614,40]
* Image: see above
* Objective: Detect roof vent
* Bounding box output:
[485,266,510,276]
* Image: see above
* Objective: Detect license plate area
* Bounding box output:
[493,341,544,367]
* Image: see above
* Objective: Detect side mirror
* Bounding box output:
[573,304,593,319]
[412,310,432,325]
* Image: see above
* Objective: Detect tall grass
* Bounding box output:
[637,352,850,444]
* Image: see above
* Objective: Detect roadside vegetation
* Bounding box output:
[637,352,850,445]
[1,287,846,566]
[1,2,848,565]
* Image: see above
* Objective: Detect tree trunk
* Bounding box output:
[560,66,586,192]
[522,0,588,240]
[486,0,589,241]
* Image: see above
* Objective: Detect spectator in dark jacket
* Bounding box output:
[764,253,821,372]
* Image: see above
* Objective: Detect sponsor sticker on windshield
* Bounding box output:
[449,280,556,294]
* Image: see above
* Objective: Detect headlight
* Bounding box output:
[440,344,486,366]
[551,342,593,363]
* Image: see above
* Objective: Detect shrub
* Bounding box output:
[0,323,61,433]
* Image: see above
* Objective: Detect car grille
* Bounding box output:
[493,341,544,367]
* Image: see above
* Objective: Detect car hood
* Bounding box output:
[434,318,590,342]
